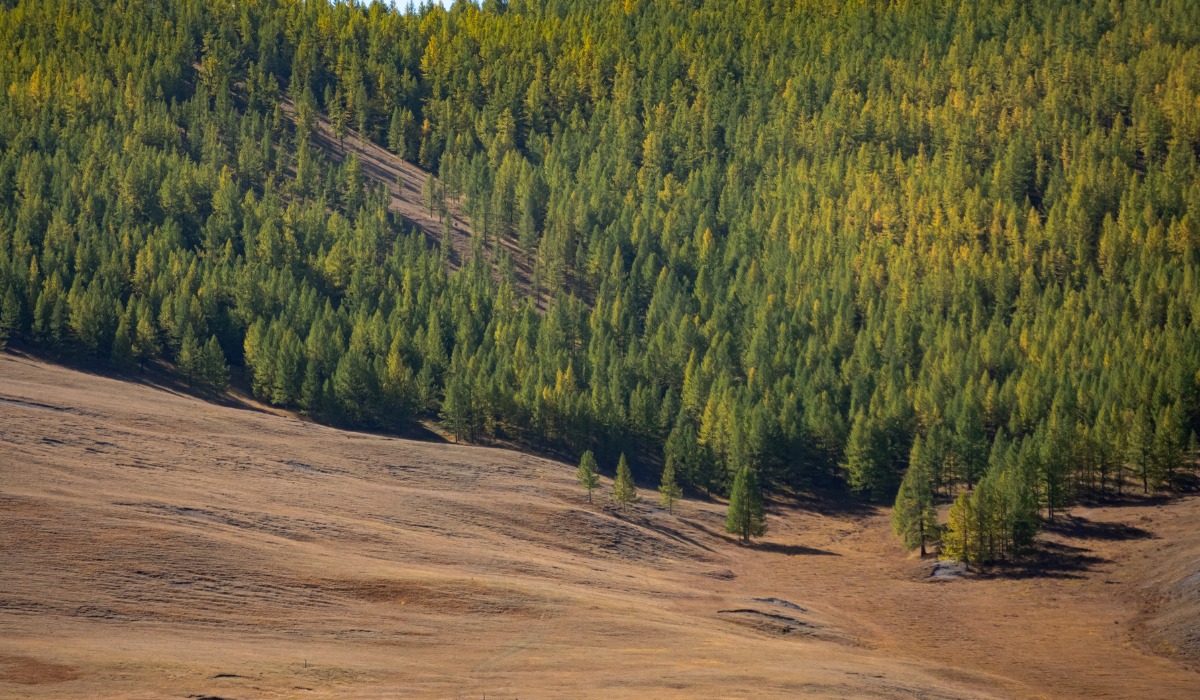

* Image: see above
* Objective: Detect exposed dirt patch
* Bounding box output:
[316,577,550,617]
[0,655,81,685]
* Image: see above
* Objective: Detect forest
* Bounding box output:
[1,0,1198,560]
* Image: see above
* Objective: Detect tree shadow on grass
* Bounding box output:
[770,489,881,519]
[1074,491,1175,509]
[750,541,840,556]
[676,516,838,556]
[1042,514,1155,541]
[622,512,717,554]
[978,540,1110,580]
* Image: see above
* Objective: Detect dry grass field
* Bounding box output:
[1,352,1197,698]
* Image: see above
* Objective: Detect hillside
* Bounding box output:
[3,0,1199,524]
[1,354,1197,698]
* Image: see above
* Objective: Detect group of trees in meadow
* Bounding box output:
[577,448,764,543]
[2,0,1199,562]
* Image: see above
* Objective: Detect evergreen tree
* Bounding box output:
[132,312,159,372]
[111,311,134,370]
[1127,408,1155,494]
[611,453,638,511]
[842,411,890,499]
[941,490,979,567]
[725,465,766,543]
[441,372,474,442]
[576,449,600,504]
[178,328,201,386]
[201,336,229,391]
[0,287,21,350]
[893,436,938,555]
[658,460,683,514]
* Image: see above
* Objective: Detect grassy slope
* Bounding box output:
[0,352,1196,698]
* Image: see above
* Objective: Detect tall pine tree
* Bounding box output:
[725,466,766,543]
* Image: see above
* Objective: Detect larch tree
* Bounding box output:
[178,328,201,386]
[658,460,682,514]
[201,336,229,391]
[577,450,600,504]
[611,453,638,512]
[893,436,938,556]
[725,465,766,544]
[132,312,159,372]
[941,490,979,568]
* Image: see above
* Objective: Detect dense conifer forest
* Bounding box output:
[2,0,1198,559]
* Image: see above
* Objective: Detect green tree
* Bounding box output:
[576,449,600,503]
[441,372,474,442]
[201,336,229,391]
[111,310,134,370]
[842,411,890,499]
[611,453,638,511]
[941,490,979,567]
[0,287,20,350]
[178,328,201,386]
[658,460,682,514]
[893,436,938,555]
[1127,408,1155,494]
[388,107,413,159]
[725,465,766,543]
[132,310,159,370]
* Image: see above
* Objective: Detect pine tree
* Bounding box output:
[658,460,682,514]
[941,490,978,567]
[842,410,887,499]
[1154,404,1185,489]
[611,453,638,511]
[441,372,474,442]
[1127,408,1154,494]
[111,310,134,370]
[0,287,20,350]
[1188,433,1199,479]
[725,465,766,543]
[893,436,938,555]
[178,328,201,386]
[201,336,229,391]
[132,311,158,372]
[388,107,413,159]
[576,449,600,503]
[333,347,376,424]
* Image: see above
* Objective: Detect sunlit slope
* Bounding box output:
[0,353,1196,698]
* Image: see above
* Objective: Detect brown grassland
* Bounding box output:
[1,352,1197,698]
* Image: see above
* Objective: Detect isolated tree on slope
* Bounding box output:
[577,450,600,504]
[893,435,939,556]
[658,460,682,514]
[726,466,766,543]
[611,453,639,512]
